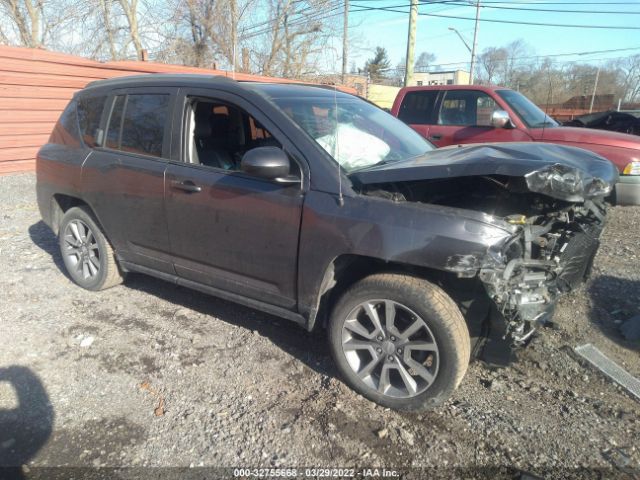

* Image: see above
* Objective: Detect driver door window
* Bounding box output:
[184,97,289,173]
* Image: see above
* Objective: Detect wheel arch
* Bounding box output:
[50,194,89,235]
[308,254,488,333]
[50,194,107,237]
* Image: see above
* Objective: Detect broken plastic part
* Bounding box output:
[525,163,613,202]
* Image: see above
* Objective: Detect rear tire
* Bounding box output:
[58,206,124,291]
[328,273,470,410]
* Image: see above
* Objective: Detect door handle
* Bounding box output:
[430,134,443,140]
[171,180,202,193]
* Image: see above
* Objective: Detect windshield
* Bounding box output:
[262,94,435,172]
[496,90,558,128]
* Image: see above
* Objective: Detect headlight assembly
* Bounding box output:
[623,161,640,175]
[526,164,587,201]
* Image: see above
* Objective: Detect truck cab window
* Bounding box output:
[397,90,438,125]
[438,90,499,127]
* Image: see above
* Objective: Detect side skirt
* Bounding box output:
[120,261,309,329]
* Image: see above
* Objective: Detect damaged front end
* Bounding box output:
[479,198,606,343]
[352,143,618,345]
[476,160,614,343]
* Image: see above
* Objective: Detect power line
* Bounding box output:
[453,1,640,4]
[350,4,640,29]
[359,0,640,4]
[417,51,640,69]
[239,2,345,40]
[238,0,343,37]
[421,0,640,14]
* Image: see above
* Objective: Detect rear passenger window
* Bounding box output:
[397,91,438,125]
[77,96,106,147]
[105,94,169,157]
[106,95,125,149]
[49,100,81,146]
[121,94,169,157]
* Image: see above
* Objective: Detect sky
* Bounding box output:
[340,0,640,74]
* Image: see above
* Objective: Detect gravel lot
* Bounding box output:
[0,173,639,479]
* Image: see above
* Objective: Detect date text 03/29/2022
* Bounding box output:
[232,468,400,477]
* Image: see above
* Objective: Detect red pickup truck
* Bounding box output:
[391,85,640,205]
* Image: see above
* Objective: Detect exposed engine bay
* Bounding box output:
[359,174,607,344]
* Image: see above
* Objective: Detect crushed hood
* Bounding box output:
[350,142,619,202]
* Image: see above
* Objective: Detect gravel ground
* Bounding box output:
[0,173,639,479]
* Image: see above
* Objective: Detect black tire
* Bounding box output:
[328,273,470,411]
[58,206,124,291]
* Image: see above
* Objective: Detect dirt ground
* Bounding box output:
[0,173,639,480]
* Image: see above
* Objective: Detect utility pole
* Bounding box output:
[342,0,349,84]
[231,0,237,78]
[589,66,601,113]
[404,0,418,87]
[469,0,480,85]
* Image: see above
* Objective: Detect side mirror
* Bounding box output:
[241,147,291,180]
[491,110,513,129]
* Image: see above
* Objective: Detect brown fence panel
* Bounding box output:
[0,45,355,175]
[0,134,50,148]
[0,159,35,174]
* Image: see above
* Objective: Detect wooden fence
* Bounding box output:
[0,45,354,175]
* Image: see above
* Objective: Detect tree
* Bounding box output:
[250,0,337,78]
[414,51,435,72]
[364,46,390,82]
[0,0,46,47]
[478,46,507,85]
[610,54,640,102]
[154,0,337,77]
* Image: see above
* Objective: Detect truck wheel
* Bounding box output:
[328,273,470,410]
[58,206,124,291]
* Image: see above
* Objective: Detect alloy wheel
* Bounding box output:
[62,219,101,280]
[341,299,440,398]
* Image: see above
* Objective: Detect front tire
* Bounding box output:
[328,273,470,410]
[58,206,124,291]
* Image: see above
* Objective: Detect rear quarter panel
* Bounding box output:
[36,129,90,231]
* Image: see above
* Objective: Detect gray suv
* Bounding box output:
[36,74,617,410]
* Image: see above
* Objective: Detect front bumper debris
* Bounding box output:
[478,200,606,343]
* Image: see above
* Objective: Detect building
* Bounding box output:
[410,69,470,87]
[367,84,401,110]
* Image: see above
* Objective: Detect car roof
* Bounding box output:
[82,73,355,99]
[83,73,235,91]
[399,84,510,94]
